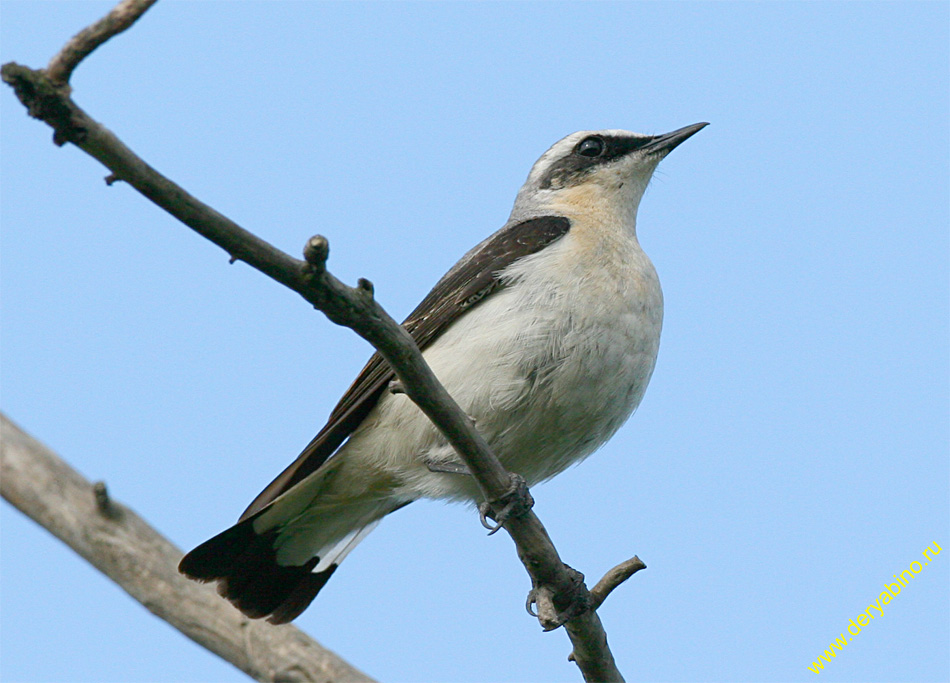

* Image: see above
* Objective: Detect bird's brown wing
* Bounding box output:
[239,216,570,520]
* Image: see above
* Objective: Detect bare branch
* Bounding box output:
[46,0,158,86]
[0,413,375,683]
[590,557,647,611]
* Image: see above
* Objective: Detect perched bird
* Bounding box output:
[179,123,707,623]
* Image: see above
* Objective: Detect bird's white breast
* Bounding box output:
[340,218,663,503]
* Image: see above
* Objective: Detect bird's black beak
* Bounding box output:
[641,122,709,155]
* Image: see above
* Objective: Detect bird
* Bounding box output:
[179,123,707,624]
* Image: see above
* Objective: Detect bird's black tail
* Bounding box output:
[178,514,336,624]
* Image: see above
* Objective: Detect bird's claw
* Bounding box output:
[478,473,534,535]
[525,589,540,617]
[525,567,591,630]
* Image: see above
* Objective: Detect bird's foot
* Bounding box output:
[525,565,591,631]
[478,473,534,535]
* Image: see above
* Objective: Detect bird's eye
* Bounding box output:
[576,136,605,158]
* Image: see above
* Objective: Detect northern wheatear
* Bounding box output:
[180,123,707,623]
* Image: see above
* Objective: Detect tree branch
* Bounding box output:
[46,0,159,87]
[0,412,375,683]
[590,557,647,611]
[2,3,643,680]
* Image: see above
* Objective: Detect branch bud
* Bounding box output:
[357,278,374,298]
[303,235,329,268]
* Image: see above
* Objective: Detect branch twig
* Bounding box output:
[590,557,647,611]
[46,0,158,87]
[0,413,375,683]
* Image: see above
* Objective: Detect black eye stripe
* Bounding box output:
[576,136,605,157]
[537,134,655,190]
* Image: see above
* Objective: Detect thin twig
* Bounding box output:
[590,556,647,611]
[46,0,158,86]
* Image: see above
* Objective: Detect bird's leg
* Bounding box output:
[478,472,534,535]
[425,460,471,475]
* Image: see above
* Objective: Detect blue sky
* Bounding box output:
[2,2,948,682]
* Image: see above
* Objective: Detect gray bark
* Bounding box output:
[0,412,376,683]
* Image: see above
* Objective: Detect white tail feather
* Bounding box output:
[314,519,381,572]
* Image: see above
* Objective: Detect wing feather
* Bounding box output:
[239,216,570,519]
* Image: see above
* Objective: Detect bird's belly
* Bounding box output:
[386,281,662,498]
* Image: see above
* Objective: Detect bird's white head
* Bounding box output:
[510,123,708,228]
